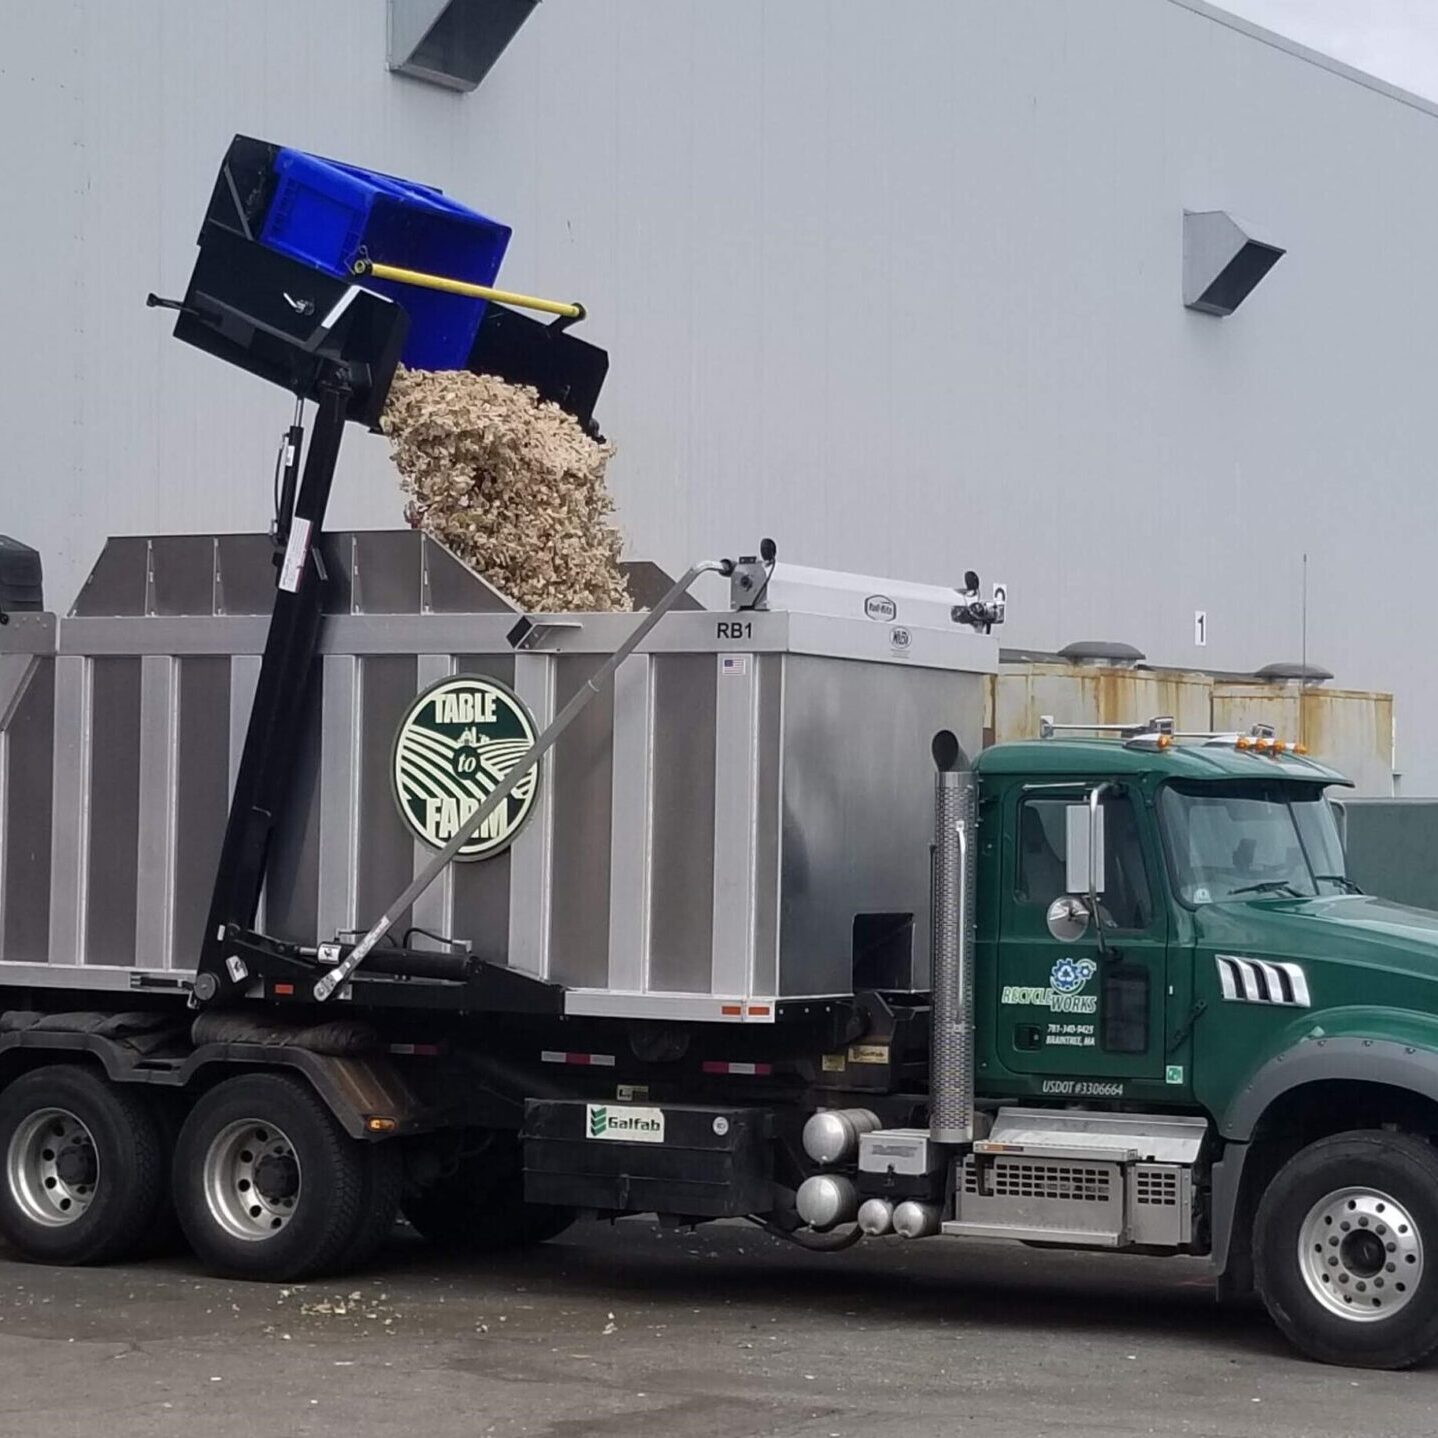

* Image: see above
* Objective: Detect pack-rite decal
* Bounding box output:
[391,675,539,861]
[1001,956,1099,1013]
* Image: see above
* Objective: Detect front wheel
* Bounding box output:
[1254,1130,1438,1368]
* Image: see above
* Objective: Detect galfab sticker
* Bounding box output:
[1001,956,1099,1014]
[586,1103,665,1143]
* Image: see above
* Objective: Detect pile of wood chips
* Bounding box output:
[382,366,631,613]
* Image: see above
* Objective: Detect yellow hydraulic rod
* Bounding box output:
[351,258,585,322]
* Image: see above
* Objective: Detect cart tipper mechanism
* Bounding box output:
[8,136,1438,1372]
[146,135,620,1010]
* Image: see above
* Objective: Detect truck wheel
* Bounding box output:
[333,1137,402,1272]
[172,1072,375,1281]
[1254,1130,1438,1369]
[0,1065,167,1265]
[402,1132,574,1252]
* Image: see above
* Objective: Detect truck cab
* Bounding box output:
[974,729,1355,1115]
[958,721,1438,1367]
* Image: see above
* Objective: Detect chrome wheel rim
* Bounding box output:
[202,1119,301,1242]
[6,1107,99,1228]
[1298,1186,1422,1321]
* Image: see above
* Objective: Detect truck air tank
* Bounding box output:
[857,1197,895,1236]
[892,1200,942,1239]
[802,1108,881,1165]
[796,1174,859,1230]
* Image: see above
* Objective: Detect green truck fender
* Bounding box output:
[1210,1009,1438,1287]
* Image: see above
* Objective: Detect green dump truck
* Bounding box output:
[2,523,1437,1373]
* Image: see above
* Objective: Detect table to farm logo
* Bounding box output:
[390,675,539,860]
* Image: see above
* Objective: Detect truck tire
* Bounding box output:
[1254,1130,1438,1369]
[333,1137,402,1272]
[402,1132,574,1252]
[0,1064,167,1265]
[172,1072,377,1281]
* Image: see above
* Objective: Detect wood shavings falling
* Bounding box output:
[382,367,631,613]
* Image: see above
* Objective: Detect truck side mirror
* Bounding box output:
[1065,799,1106,897]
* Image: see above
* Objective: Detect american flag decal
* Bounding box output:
[1215,955,1310,1007]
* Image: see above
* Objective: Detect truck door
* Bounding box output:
[994,784,1169,1083]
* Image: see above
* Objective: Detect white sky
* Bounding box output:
[1217,0,1438,101]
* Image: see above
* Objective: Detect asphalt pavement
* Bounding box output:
[0,1219,1433,1437]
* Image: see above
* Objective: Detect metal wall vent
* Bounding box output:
[1254,661,1333,684]
[1057,640,1147,667]
[1183,211,1285,316]
[388,0,539,92]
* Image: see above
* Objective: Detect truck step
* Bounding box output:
[942,1216,1124,1247]
[973,1107,1207,1164]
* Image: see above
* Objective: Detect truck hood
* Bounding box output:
[1196,894,1438,983]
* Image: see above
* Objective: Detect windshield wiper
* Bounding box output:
[1313,873,1363,894]
[1229,880,1305,898]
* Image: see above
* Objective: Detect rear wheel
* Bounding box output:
[173,1072,382,1281]
[1255,1130,1438,1368]
[402,1130,573,1252]
[335,1136,402,1272]
[0,1065,167,1265]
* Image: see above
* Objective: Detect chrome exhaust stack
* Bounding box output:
[929,730,976,1145]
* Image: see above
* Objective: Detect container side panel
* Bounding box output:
[2,661,54,961]
[133,655,180,968]
[71,539,148,617]
[356,654,419,937]
[648,655,717,992]
[450,653,516,961]
[547,655,613,987]
[263,667,323,942]
[353,531,423,614]
[409,654,456,946]
[85,658,141,965]
[152,536,219,616]
[751,656,783,995]
[215,536,279,616]
[779,658,985,995]
[172,657,231,970]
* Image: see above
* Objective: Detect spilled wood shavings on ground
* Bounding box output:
[383,367,631,613]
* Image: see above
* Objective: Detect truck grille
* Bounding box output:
[1133,1165,1179,1207]
[963,1157,1113,1203]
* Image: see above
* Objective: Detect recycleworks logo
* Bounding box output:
[391,675,539,861]
[1001,957,1099,1013]
[586,1103,666,1143]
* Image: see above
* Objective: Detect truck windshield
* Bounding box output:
[1157,781,1348,905]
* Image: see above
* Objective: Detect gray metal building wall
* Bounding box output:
[2,0,1434,784]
